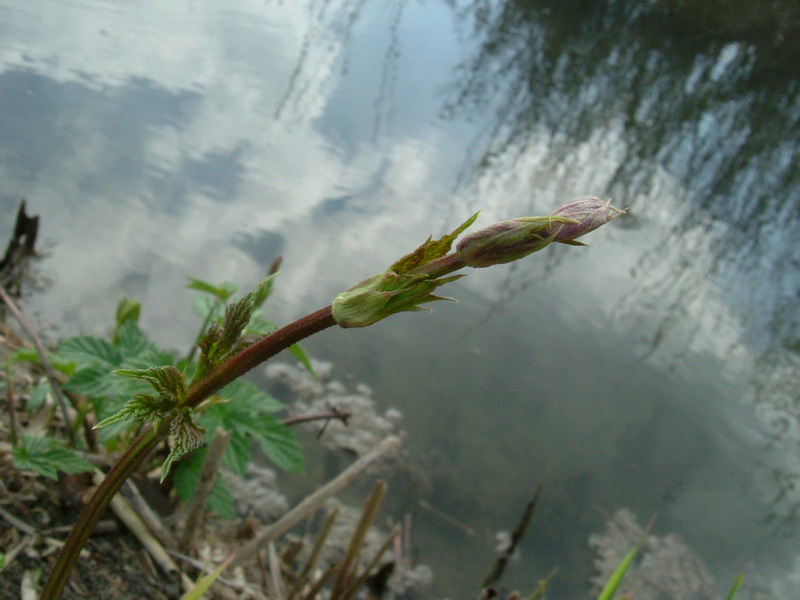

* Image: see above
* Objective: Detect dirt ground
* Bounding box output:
[0,469,182,599]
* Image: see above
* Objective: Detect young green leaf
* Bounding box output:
[93,394,164,429]
[65,365,141,398]
[198,380,287,477]
[389,212,479,275]
[187,278,238,302]
[114,365,186,403]
[172,448,236,519]
[243,311,277,336]
[252,418,304,473]
[12,435,94,480]
[161,410,206,481]
[247,273,278,309]
[194,275,280,378]
[216,380,284,414]
[10,347,39,364]
[57,336,120,368]
[114,296,141,329]
[223,430,251,477]
[288,343,315,375]
[113,319,158,358]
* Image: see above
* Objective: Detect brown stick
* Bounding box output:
[0,283,75,446]
[3,343,18,446]
[282,408,351,428]
[331,480,387,598]
[229,436,400,569]
[482,482,544,588]
[123,479,177,549]
[179,428,232,550]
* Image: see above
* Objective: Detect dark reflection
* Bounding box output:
[273,0,369,122]
[442,0,800,527]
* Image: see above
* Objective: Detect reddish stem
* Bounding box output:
[184,306,335,408]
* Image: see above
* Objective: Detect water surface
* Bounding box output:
[1,1,799,597]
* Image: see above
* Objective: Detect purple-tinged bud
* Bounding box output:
[455,215,571,268]
[547,196,625,245]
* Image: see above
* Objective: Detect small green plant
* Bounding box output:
[11,434,93,480]
[11,275,310,518]
[36,197,624,598]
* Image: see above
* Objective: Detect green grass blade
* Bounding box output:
[595,543,638,600]
[179,555,234,600]
[725,574,744,600]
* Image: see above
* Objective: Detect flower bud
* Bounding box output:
[332,270,464,328]
[548,196,625,244]
[455,215,569,268]
[454,197,624,268]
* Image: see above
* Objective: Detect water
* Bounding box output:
[1,0,799,597]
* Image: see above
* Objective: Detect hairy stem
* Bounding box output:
[40,425,162,598]
[41,305,336,599]
[184,306,335,408]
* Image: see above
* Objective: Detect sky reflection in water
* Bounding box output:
[1,0,799,597]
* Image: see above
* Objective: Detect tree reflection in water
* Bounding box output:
[273,0,800,585]
[440,0,800,522]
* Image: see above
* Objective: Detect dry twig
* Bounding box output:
[230,435,400,569]
[179,428,231,550]
[482,482,544,588]
[0,283,75,445]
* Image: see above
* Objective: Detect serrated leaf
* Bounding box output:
[223,432,251,477]
[57,336,120,367]
[172,448,236,519]
[236,416,303,473]
[258,422,303,472]
[65,365,139,398]
[119,348,175,371]
[219,300,252,350]
[390,212,479,274]
[217,380,284,413]
[114,319,157,358]
[187,278,238,301]
[12,435,94,480]
[93,394,160,429]
[162,411,205,481]
[91,395,135,442]
[205,407,302,472]
[114,365,186,402]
